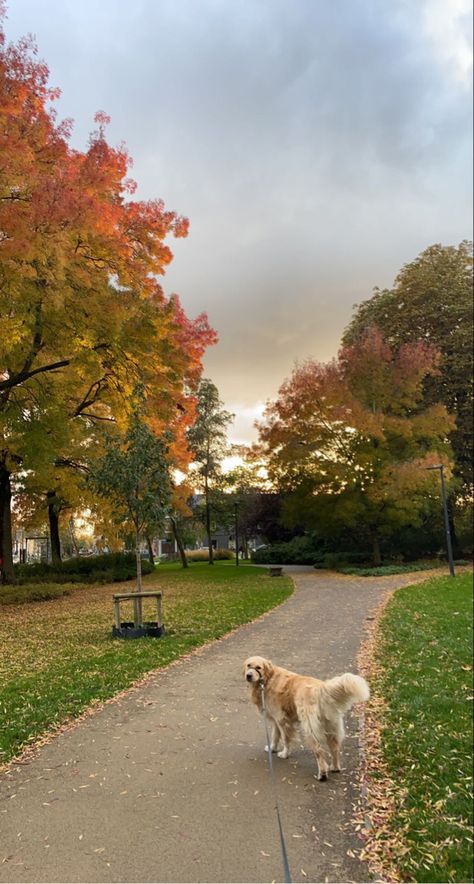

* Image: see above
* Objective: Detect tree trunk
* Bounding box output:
[146,534,155,567]
[372,534,382,567]
[47,491,62,565]
[68,517,79,556]
[170,516,188,568]
[0,462,15,584]
[134,529,143,626]
[204,476,214,565]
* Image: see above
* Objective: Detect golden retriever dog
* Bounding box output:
[243,655,370,780]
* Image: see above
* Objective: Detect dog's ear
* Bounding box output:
[263,659,274,681]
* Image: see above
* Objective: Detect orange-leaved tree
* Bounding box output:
[257,326,455,565]
[0,16,215,582]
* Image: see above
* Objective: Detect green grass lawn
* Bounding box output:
[0,562,292,765]
[374,571,473,883]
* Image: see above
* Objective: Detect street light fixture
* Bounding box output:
[426,464,455,577]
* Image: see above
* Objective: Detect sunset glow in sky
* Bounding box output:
[5,0,472,442]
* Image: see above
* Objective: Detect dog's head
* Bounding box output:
[243,656,274,685]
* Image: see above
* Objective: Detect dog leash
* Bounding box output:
[259,679,292,884]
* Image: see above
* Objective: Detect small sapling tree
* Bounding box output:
[89,413,171,625]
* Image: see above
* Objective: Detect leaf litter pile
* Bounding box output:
[0,562,292,767]
[356,571,473,883]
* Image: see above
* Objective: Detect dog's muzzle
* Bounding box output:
[246,669,263,684]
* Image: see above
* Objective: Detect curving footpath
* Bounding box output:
[0,568,415,883]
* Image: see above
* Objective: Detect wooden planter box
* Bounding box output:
[112,622,165,639]
[112,590,164,639]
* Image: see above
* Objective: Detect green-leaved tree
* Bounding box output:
[187,379,233,564]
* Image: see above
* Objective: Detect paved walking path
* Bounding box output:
[0,569,408,883]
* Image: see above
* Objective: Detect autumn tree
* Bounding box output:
[187,379,233,564]
[257,327,455,565]
[343,242,473,496]
[0,17,215,582]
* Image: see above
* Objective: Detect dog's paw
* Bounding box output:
[330,767,341,773]
[277,748,289,759]
[264,745,276,754]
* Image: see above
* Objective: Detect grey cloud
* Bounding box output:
[5,0,473,440]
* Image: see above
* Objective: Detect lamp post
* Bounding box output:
[426,464,455,578]
[234,500,239,567]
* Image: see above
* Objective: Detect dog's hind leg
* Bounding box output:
[298,704,331,778]
[328,734,342,772]
[327,717,344,771]
[308,738,330,781]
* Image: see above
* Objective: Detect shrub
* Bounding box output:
[340,560,470,577]
[186,548,235,561]
[252,536,325,565]
[14,552,153,585]
[318,551,371,570]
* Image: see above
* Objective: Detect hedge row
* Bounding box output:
[185,548,235,561]
[251,537,370,567]
[13,552,154,585]
[340,560,470,576]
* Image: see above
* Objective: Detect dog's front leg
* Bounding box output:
[276,722,291,759]
[264,718,281,754]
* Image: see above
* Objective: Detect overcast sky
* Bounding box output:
[4,0,473,442]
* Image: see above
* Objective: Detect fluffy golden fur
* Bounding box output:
[243,655,370,780]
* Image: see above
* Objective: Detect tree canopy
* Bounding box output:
[257,326,454,565]
[343,242,473,494]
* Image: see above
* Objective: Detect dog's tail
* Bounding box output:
[323,672,370,712]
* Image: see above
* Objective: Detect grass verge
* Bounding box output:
[0,562,292,766]
[362,572,473,882]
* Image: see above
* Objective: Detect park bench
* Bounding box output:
[268,566,283,577]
